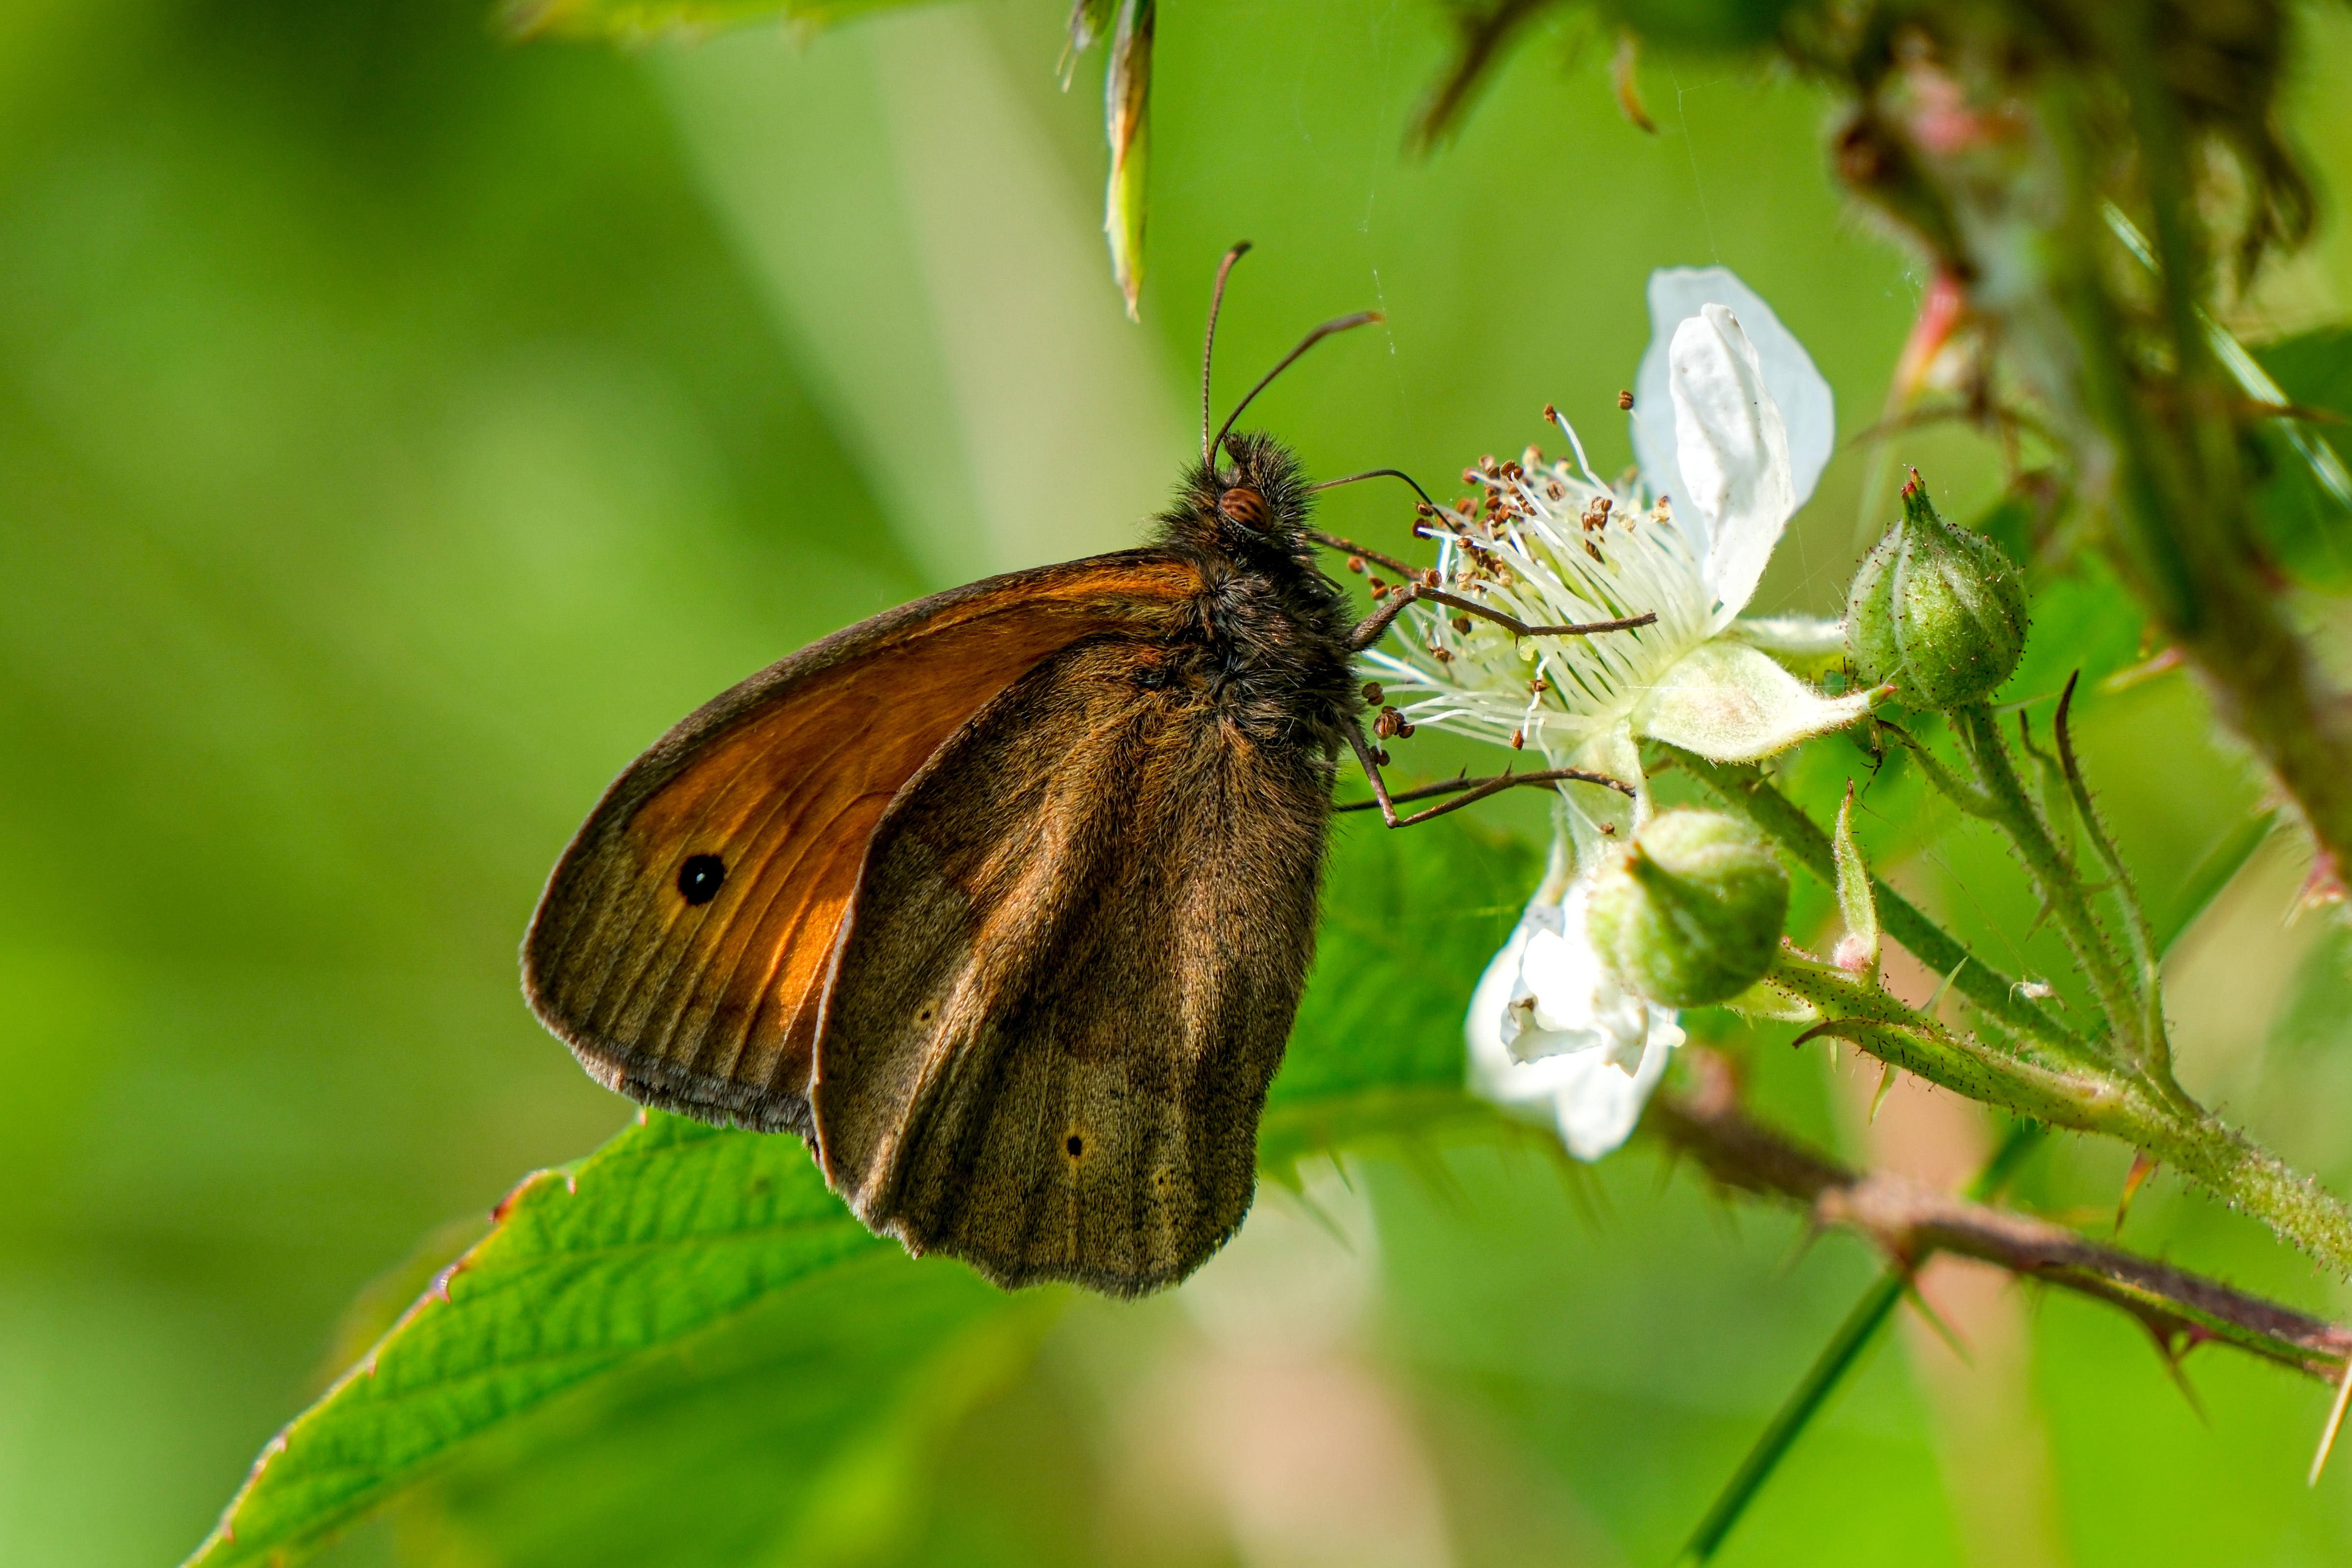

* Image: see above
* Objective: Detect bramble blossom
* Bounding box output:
[1367,269,1863,1158]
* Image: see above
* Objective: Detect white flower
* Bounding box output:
[1465,849,1683,1161]
[1367,271,1857,1159]
[1361,297,1865,789]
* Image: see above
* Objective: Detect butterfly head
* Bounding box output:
[1176,429,1310,559]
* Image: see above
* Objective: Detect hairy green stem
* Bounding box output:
[1947,702,2156,1080]
[1767,951,2130,1131]
[1662,745,2091,1061]
[1670,746,2352,1269]
[1764,949,2352,1271]
[2052,680,2175,1080]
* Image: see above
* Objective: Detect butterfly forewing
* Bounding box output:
[522,552,1201,1137]
[814,637,1332,1296]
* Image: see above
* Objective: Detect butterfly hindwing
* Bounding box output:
[521,551,1201,1139]
[811,635,1333,1296]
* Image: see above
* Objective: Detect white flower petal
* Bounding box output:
[1498,880,1638,1060]
[1466,922,1682,1160]
[1550,1021,1681,1160]
[1671,305,1796,626]
[1634,266,1835,522]
[1468,829,1687,1161]
[1514,926,1597,1051]
[1466,919,1545,1106]
[1630,639,1876,762]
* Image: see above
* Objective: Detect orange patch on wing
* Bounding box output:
[525,551,1201,1110]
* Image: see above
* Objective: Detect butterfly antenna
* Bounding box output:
[1308,468,1438,510]
[1202,242,1252,465]
[1212,310,1383,465]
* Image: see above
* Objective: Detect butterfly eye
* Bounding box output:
[676,853,726,905]
[1217,486,1269,529]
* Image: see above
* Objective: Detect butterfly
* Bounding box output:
[522,246,1651,1297]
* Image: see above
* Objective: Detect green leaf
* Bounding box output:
[1101,0,1154,318]
[2249,325,2352,591]
[498,0,926,44]
[185,814,1534,1566]
[184,1115,893,1566]
[1262,816,1534,1165]
[403,1266,1045,1568]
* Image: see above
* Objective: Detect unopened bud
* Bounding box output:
[1587,810,1789,1007]
[1846,471,2027,708]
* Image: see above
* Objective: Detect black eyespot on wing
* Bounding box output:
[676,853,726,905]
[1066,1134,1084,1157]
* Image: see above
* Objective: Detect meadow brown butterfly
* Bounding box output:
[523,246,1651,1296]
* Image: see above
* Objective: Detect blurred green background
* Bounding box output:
[11,1,2352,1563]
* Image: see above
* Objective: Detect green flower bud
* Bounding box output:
[1845,471,2028,709]
[1588,810,1790,1008]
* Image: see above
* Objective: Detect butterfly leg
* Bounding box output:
[1344,589,1421,655]
[1345,582,1656,654]
[1343,723,1632,828]
[1344,721,1406,826]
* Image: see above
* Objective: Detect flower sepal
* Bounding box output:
[1831,780,1881,982]
[1720,975,1821,1022]
[1724,613,1849,670]
[1633,640,1885,764]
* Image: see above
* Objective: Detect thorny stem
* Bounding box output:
[1945,701,2157,1085]
[1670,746,2352,1272]
[2052,673,2174,1080]
[1660,745,2090,1061]
[2057,116,2352,900]
[1651,1053,2352,1383]
[1765,949,2139,1135]
[1832,8,2352,897]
